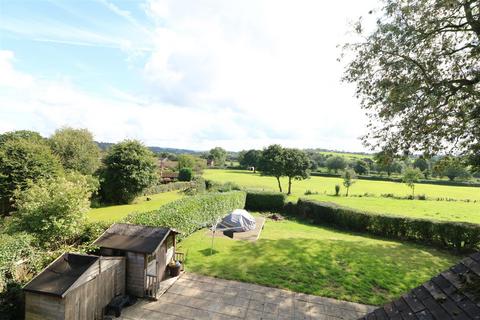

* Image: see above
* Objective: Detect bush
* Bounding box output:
[205,180,242,193]
[143,181,194,195]
[178,167,193,181]
[296,199,480,252]
[10,172,95,248]
[0,135,62,213]
[126,191,246,239]
[99,140,158,204]
[0,233,40,292]
[335,184,341,196]
[245,190,286,211]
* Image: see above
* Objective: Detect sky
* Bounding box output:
[0,0,380,152]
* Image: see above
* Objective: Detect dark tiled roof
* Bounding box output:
[359,252,480,320]
[23,253,98,297]
[93,223,173,254]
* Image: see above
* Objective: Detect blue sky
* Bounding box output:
[0,0,379,151]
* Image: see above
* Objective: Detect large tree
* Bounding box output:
[258,144,286,192]
[283,148,310,195]
[343,0,480,163]
[0,132,62,213]
[325,156,347,173]
[49,127,101,175]
[208,147,227,167]
[239,149,262,171]
[99,140,158,204]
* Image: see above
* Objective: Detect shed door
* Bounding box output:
[157,244,167,280]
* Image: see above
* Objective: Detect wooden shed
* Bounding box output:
[93,223,181,299]
[23,253,125,320]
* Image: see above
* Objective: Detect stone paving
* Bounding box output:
[119,273,376,320]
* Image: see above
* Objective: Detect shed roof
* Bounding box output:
[93,223,175,254]
[23,253,98,297]
[359,252,480,320]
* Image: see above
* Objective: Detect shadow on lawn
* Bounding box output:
[188,235,458,306]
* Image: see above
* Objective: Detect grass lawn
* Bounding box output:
[87,191,183,222]
[179,215,458,306]
[204,169,480,224]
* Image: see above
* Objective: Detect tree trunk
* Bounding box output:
[287,177,292,195]
[276,177,283,193]
[346,187,349,197]
[412,185,415,198]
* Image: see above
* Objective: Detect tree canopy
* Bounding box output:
[49,127,101,175]
[208,147,227,166]
[343,0,480,164]
[0,132,62,213]
[99,140,158,204]
[325,156,347,173]
[239,149,261,170]
[258,144,286,192]
[283,148,310,195]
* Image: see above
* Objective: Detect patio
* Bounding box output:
[118,273,376,320]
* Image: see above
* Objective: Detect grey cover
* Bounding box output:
[217,209,256,232]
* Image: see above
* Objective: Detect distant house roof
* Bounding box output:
[359,252,480,320]
[23,253,98,297]
[93,223,177,254]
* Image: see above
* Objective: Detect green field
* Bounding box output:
[318,151,373,159]
[179,215,457,305]
[203,170,480,223]
[87,191,183,222]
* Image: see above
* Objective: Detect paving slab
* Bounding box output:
[118,273,377,320]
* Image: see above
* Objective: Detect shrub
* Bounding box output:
[0,233,40,292]
[99,140,158,204]
[10,172,95,248]
[296,199,480,252]
[126,191,246,239]
[178,167,193,181]
[0,135,62,213]
[206,180,241,193]
[335,184,341,196]
[245,190,286,211]
[143,181,194,195]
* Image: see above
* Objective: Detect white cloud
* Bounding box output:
[0,0,381,151]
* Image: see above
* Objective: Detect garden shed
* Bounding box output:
[23,253,125,320]
[93,223,181,299]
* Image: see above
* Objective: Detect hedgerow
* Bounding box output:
[245,190,286,211]
[142,181,194,195]
[296,199,480,252]
[125,191,246,239]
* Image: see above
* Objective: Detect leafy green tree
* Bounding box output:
[413,157,430,178]
[239,149,261,171]
[177,154,206,173]
[11,172,95,247]
[283,148,310,195]
[178,167,193,181]
[177,154,196,170]
[434,157,471,181]
[343,0,480,162]
[99,140,157,204]
[258,145,286,192]
[342,168,357,196]
[208,147,227,166]
[0,134,62,213]
[353,160,369,175]
[49,127,101,175]
[374,151,403,176]
[402,168,423,197]
[0,130,44,145]
[325,156,347,173]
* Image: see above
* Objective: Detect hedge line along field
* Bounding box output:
[203,170,480,224]
[87,190,183,222]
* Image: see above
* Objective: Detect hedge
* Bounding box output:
[245,190,286,211]
[296,199,480,252]
[126,191,246,239]
[142,181,194,195]
[311,172,480,187]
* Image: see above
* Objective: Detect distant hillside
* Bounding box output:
[96,142,200,155]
